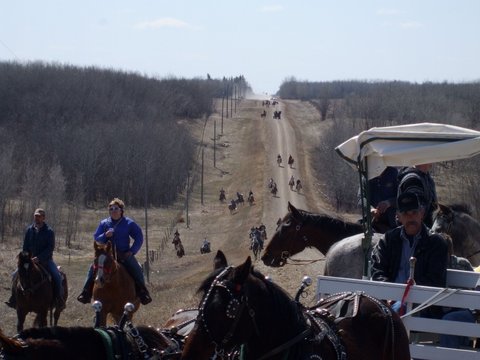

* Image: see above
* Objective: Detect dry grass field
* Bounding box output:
[0,97,336,336]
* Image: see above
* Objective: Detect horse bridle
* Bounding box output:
[199,267,313,360]
[199,266,260,355]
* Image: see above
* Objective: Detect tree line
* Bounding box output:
[279,78,480,217]
[0,61,251,243]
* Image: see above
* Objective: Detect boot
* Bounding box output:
[77,278,94,304]
[137,283,152,305]
[5,293,16,309]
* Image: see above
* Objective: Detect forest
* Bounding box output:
[0,61,250,242]
[279,78,480,216]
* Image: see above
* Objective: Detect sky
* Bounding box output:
[1,0,479,95]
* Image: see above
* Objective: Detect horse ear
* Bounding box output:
[106,241,112,253]
[438,203,450,214]
[233,256,252,284]
[213,250,228,270]
[288,202,300,219]
[94,241,99,250]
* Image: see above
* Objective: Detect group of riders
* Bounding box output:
[277,154,294,168]
[220,188,255,211]
[172,230,211,255]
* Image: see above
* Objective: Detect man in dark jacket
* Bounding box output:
[371,192,449,316]
[5,208,65,309]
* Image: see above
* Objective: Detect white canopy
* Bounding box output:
[335,123,480,179]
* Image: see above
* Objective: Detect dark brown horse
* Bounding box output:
[14,251,68,332]
[262,202,363,267]
[92,241,140,326]
[0,325,179,360]
[181,251,410,360]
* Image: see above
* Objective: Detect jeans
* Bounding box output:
[439,309,475,348]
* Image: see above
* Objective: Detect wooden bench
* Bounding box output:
[316,269,480,360]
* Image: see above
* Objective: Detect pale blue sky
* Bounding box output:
[1,0,479,94]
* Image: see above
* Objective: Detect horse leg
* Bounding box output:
[35,310,48,328]
[16,309,28,332]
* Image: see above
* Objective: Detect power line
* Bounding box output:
[0,38,19,60]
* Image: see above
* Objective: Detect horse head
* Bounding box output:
[261,202,309,267]
[93,241,117,287]
[182,250,310,360]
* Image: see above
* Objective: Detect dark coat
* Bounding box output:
[23,223,55,264]
[371,225,448,288]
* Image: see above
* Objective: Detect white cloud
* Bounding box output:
[259,5,284,13]
[400,21,423,29]
[376,8,403,16]
[134,17,195,30]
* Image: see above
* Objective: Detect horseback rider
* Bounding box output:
[236,191,244,202]
[277,154,282,164]
[202,237,211,252]
[230,198,236,208]
[172,230,181,245]
[77,198,152,305]
[5,208,65,310]
[289,175,295,189]
[219,188,226,201]
[272,182,278,195]
[288,154,294,167]
[248,190,254,203]
[296,179,302,191]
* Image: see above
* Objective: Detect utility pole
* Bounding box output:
[143,161,150,283]
[214,120,216,168]
[201,147,204,205]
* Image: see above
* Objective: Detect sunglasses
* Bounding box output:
[109,206,121,211]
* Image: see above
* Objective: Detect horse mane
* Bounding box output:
[446,203,472,215]
[296,208,362,231]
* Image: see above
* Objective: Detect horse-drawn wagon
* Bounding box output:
[328,122,480,359]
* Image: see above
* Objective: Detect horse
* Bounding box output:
[235,193,244,206]
[432,203,480,266]
[200,242,211,254]
[175,242,185,258]
[271,185,278,197]
[247,193,255,205]
[92,241,140,326]
[249,231,262,261]
[0,324,179,360]
[228,201,237,214]
[262,202,364,268]
[260,110,266,118]
[13,251,68,332]
[180,251,411,360]
[288,156,294,168]
[295,181,302,193]
[277,155,282,166]
[219,191,226,202]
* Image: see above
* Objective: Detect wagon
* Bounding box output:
[323,122,480,359]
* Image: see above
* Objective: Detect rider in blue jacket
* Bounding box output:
[77,198,152,305]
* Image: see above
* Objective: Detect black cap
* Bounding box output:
[397,192,421,213]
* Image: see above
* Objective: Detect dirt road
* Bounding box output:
[0,97,332,334]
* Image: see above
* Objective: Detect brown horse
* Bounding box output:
[181,251,410,360]
[92,241,140,326]
[0,325,179,360]
[262,202,363,267]
[14,251,68,332]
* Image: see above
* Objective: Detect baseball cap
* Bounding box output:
[397,192,421,213]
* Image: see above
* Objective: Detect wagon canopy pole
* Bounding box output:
[358,157,373,279]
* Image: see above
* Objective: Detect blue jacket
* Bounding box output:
[23,223,55,264]
[94,216,143,255]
